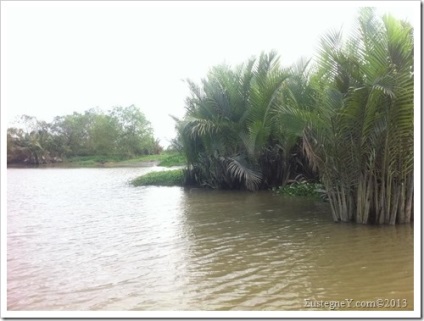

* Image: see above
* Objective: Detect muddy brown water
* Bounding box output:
[7,167,414,311]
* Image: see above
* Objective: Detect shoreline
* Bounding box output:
[7,160,161,169]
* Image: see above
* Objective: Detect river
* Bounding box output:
[7,167,414,311]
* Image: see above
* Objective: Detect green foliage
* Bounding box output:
[120,154,167,163]
[131,170,184,187]
[110,105,158,156]
[7,105,162,165]
[7,118,60,165]
[8,8,413,225]
[282,8,414,224]
[157,153,186,167]
[51,152,185,167]
[174,51,316,191]
[66,155,126,165]
[173,8,413,224]
[109,152,185,167]
[273,182,325,199]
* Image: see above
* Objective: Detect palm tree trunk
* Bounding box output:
[405,174,413,222]
[384,177,393,224]
[363,174,373,224]
[389,183,400,225]
[397,180,406,223]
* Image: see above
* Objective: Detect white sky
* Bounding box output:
[1,1,419,147]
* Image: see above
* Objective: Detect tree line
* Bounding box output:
[172,8,414,224]
[7,105,162,165]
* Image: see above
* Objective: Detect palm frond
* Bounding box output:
[224,156,262,191]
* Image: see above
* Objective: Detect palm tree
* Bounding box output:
[174,51,311,191]
[175,58,259,190]
[285,8,414,224]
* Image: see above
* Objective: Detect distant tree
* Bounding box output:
[111,105,156,156]
[7,105,161,164]
[89,112,119,156]
[7,115,51,164]
[52,112,93,156]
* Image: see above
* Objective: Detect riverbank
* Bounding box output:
[130,168,324,199]
[7,152,186,169]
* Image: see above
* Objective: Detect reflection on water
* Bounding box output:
[7,168,414,311]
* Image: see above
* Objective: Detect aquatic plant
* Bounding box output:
[274,182,325,199]
[131,170,184,187]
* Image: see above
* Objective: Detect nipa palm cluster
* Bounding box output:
[173,8,414,225]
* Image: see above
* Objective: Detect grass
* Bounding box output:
[131,169,184,187]
[64,155,124,166]
[157,153,186,167]
[121,152,186,167]
[64,152,186,167]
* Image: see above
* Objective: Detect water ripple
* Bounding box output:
[7,168,414,311]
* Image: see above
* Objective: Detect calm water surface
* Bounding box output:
[7,167,414,311]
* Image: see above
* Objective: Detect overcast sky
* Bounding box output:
[1,1,419,147]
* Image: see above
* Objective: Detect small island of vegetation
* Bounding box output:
[131,169,184,187]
